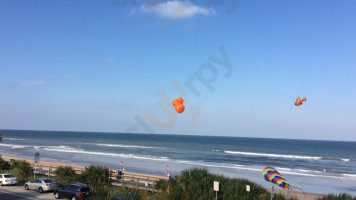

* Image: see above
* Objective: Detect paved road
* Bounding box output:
[0,184,54,200]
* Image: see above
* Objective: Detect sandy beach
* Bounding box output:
[1,154,327,200]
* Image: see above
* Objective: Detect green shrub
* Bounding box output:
[86,185,119,200]
[87,186,144,200]
[165,176,183,200]
[320,193,356,200]
[12,160,33,181]
[0,156,10,171]
[179,168,214,199]
[78,165,109,188]
[55,166,76,186]
[155,179,169,191]
[154,168,282,200]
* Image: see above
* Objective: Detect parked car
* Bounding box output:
[0,173,18,186]
[24,178,58,193]
[54,183,91,200]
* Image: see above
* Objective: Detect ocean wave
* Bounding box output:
[276,167,292,171]
[170,161,356,180]
[319,157,352,162]
[224,150,322,160]
[95,143,155,149]
[3,138,26,141]
[173,160,247,169]
[342,174,356,178]
[42,147,169,162]
[0,144,31,149]
[45,145,80,151]
[222,150,352,162]
[169,160,341,180]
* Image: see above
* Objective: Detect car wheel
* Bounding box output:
[0,181,3,186]
[25,184,29,190]
[54,192,60,199]
[71,196,77,200]
[39,187,43,193]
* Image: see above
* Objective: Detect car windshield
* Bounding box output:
[43,179,53,183]
[4,175,14,178]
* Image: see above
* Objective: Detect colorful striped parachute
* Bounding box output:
[262,167,305,197]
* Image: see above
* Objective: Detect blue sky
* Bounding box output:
[0,0,355,141]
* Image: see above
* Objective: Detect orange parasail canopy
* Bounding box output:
[172,99,181,107]
[176,97,183,104]
[175,104,185,113]
[172,97,185,113]
[295,96,307,106]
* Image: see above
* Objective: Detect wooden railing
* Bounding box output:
[109,169,169,191]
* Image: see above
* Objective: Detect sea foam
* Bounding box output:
[224,150,322,160]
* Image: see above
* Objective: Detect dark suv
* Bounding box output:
[54,183,91,200]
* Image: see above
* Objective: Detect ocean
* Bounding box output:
[1,129,356,195]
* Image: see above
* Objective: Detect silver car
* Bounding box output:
[0,173,18,186]
[24,178,58,193]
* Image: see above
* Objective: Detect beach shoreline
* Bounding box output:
[0,154,327,200]
[2,130,356,196]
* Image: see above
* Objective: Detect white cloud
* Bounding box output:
[139,1,215,20]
